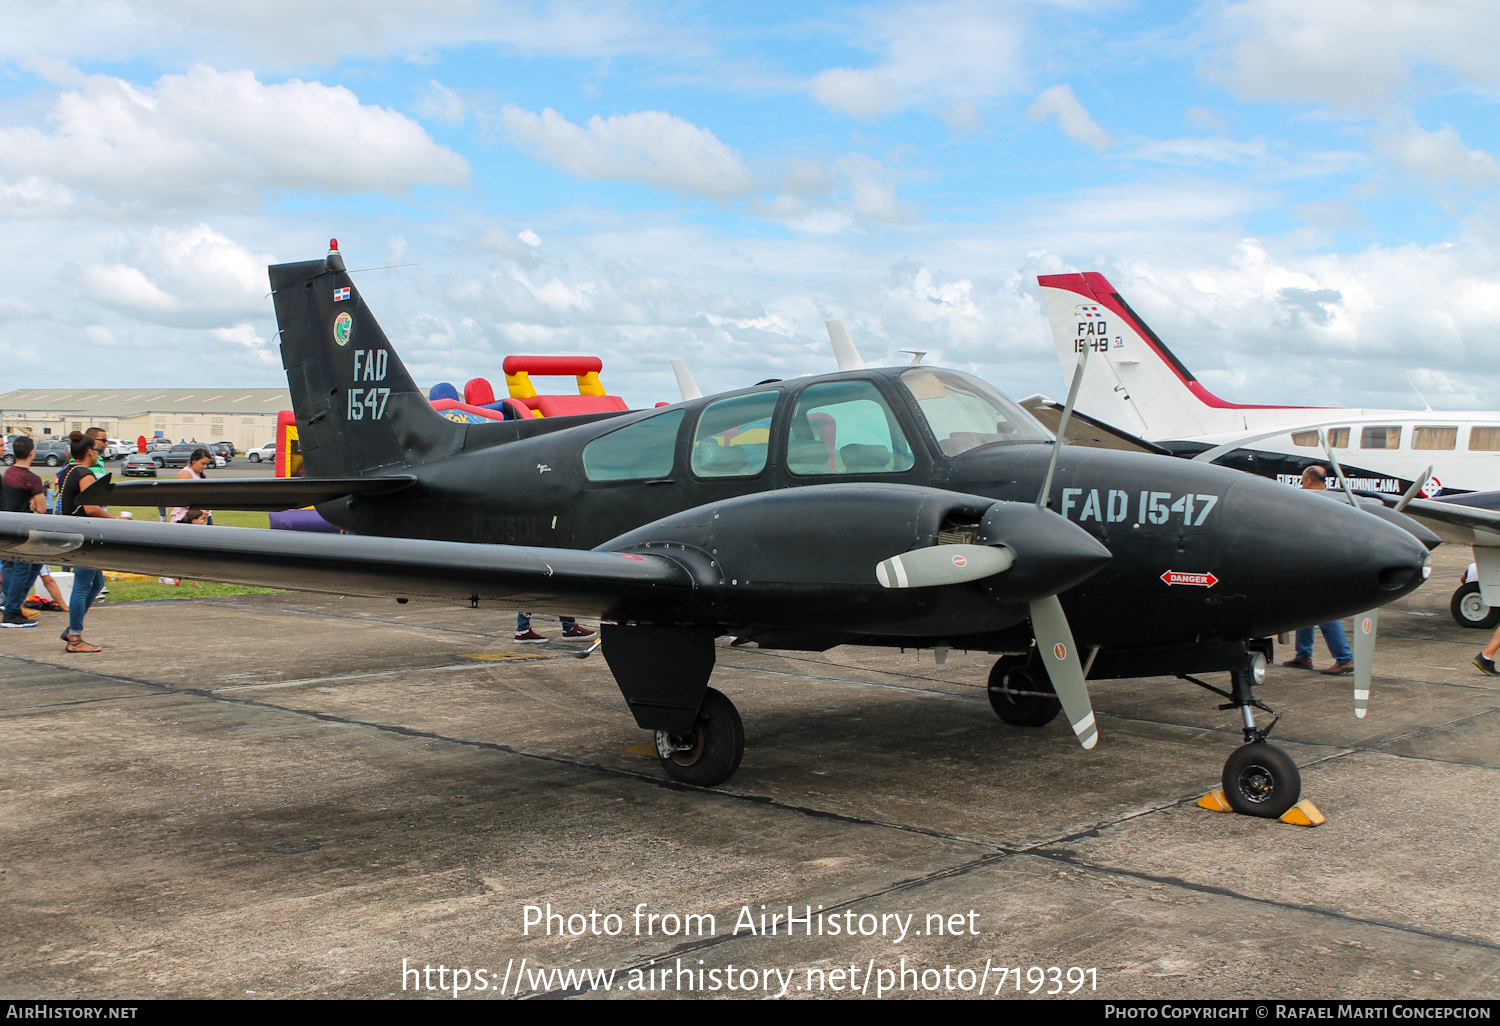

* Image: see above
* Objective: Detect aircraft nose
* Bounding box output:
[1221,476,1431,633]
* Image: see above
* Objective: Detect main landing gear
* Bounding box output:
[1183,654,1301,818]
[601,624,744,787]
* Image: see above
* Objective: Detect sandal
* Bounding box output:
[65,639,101,654]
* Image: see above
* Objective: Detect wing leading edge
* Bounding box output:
[0,513,693,618]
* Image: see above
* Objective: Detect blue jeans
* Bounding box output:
[68,568,105,637]
[517,613,576,632]
[1,560,42,615]
[1296,621,1352,663]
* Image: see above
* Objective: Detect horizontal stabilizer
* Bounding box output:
[1017,395,1171,455]
[0,511,693,617]
[78,473,417,512]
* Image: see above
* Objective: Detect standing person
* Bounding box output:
[515,612,595,643]
[1,437,47,628]
[58,435,116,653]
[169,449,213,523]
[1281,465,1355,675]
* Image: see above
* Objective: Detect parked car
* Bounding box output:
[207,441,234,463]
[2,437,71,467]
[149,443,220,469]
[246,442,276,463]
[121,452,158,477]
[103,438,133,460]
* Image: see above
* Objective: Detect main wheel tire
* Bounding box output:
[655,687,744,787]
[1450,581,1500,629]
[1221,742,1300,818]
[987,657,1062,727]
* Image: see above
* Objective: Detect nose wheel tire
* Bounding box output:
[1221,742,1300,818]
[1450,582,1500,629]
[653,687,744,787]
[987,657,1062,727]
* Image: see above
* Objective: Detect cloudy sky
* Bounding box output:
[1,0,1497,411]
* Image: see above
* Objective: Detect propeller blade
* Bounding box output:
[1353,608,1378,719]
[1038,347,1089,508]
[670,358,702,401]
[826,319,866,371]
[876,544,1014,589]
[1028,594,1098,749]
[1393,466,1433,512]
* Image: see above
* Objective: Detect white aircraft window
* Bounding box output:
[1412,426,1457,451]
[1290,431,1319,447]
[1361,426,1401,449]
[901,368,1050,456]
[583,409,685,481]
[785,380,915,476]
[1470,427,1500,451]
[691,392,777,478]
[1327,428,1349,448]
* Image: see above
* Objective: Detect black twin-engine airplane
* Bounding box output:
[0,246,1436,817]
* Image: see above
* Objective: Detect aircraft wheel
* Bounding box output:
[654,687,743,787]
[987,657,1061,727]
[1450,582,1500,629]
[1221,742,1300,818]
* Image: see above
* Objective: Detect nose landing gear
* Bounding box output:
[1182,655,1302,819]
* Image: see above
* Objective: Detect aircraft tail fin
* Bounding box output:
[270,243,464,477]
[1036,272,1242,439]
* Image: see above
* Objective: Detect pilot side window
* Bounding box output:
[582,409,685,482]
[1361,425,1401,449]
[784,380,915,476]
[1290,431,1319,447]
[691,392,778,478]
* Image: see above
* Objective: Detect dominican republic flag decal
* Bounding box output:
[1073,303,1104,318]
[334,287,351,302]
[1161,570,1218,588]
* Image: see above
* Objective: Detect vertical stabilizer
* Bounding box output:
[1037,272,1245,439]
[270,244,464,477]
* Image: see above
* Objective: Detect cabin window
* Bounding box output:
[784,380,915,476]
[1411,426,1457,450]
[691,391,777,478]
[582,409,684,481]
[1361,426,1401,449]
[901,368,1050,455]
[1469,427,1500,451]
[1326,428,1349,448]
[1290,431,1320,447]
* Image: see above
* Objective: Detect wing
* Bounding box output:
[1017,395,1171,455]
[0,512,692,618]
[1376,493,1500,546]
[79,472,417,512]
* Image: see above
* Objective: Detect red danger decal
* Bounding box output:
[1053,642,1067,661]
[619,553,645,561]
[951,554,967,568]
[1362,617,1372,634]
[1160,570,1219,588]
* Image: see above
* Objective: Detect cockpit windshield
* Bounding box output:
[900,368,1051,456]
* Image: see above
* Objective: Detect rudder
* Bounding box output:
[270,243,463,476]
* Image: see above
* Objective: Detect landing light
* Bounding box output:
[1250,652,1267,685]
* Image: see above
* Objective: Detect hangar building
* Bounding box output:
[0,388,290,453]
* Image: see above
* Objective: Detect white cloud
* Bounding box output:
[1201,0,1500,110]
[416,80,466,125]
[0,0,698,67]
[809,0,1025,119]
[0,297,45,322]
[79,224,273,329]
[1377,124,1500,191]
[498,106,757,200]
[811,68,903,120]
[1025,85,1113,152]
[0,66,470,212]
